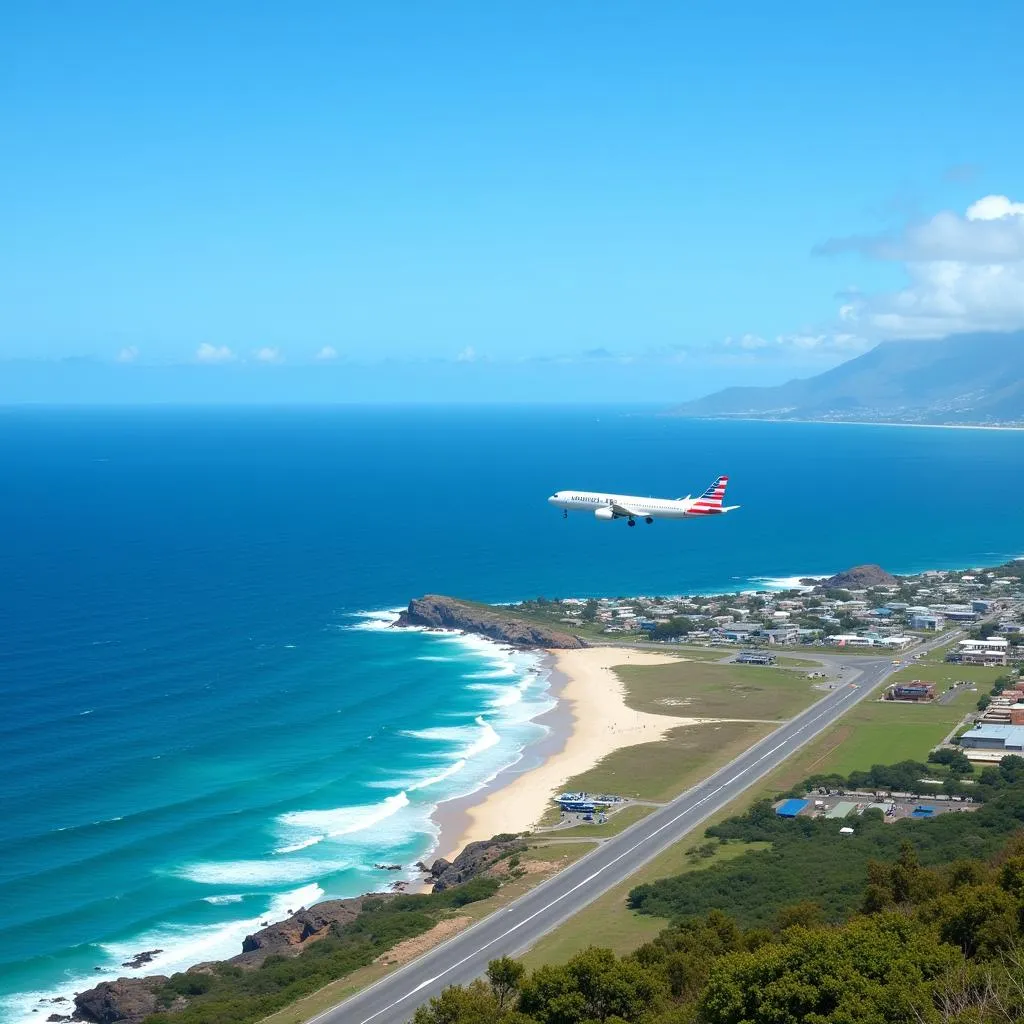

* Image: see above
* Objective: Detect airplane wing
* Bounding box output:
[610,501,645,518]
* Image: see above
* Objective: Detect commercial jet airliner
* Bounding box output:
[548,475,739,527]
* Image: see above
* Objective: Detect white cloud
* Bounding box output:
[720,332,870,357]
[816,194,1024,339]
[116,346,138,363]
[196,343,235,364]
[315,345,338,361]
[253,346,283,363]
[455,346,477,362]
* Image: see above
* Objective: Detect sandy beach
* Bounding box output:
[435,647,703,860]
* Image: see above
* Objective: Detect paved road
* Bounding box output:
[322,636,954,1024]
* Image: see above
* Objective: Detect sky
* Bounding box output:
[3,1,1024,402]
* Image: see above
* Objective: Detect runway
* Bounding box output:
[319,643,945,1024]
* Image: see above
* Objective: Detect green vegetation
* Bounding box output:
[415,830,1024,1024]
[784,697,973,778]
[549,721,774,803]
[143,879,500,1024]
[616,661,820,720]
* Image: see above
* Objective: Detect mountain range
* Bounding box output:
[672,331,1024,425]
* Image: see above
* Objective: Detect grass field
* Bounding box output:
[617,660,823,721]
[547,720,775,804]
[519,840,770,968]
[518,657,988,970]
[888,662,1008,690]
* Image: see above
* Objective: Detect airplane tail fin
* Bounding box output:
[688,475,737,515]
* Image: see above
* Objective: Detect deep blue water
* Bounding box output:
[1,406,1022,1019]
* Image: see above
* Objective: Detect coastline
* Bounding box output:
[703,416,1024,432]
[432,647,700,861]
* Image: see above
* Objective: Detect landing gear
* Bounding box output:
[627,518,636,527]
[645,516,654,525]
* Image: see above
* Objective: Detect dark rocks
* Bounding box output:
[73,977,174,1024]
[233,897,370,966]
[374,863,402,871]
[820,565,900,590]
[395,596,588,649]
[47,1015,72,1022]
[120,950,162,970]
[429,837,526,892]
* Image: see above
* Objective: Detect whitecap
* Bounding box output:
[177,859,348,886]
[367,758,469,792]
[273,836,324,855]
[275,791,410,841]
[3,884,327,1024]
[747,574,830,592]
[202,894,245,905]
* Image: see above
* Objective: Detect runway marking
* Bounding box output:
[344,681,872,1024]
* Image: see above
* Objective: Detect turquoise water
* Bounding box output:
[1,407,1022,1020]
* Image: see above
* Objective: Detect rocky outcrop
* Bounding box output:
[396,595,587,649]
[233,897,372,966]
[120,950,162,970]
[73,977,181,1024]
[428,836,526,892]
[71,836,518,1019]
[820,565,900,590]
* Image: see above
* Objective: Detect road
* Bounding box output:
[321,635,955,1024]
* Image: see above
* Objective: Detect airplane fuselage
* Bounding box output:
[548,491,697,520]
[548,475,738,524]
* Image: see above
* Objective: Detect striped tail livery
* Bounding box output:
[684,475,739,517]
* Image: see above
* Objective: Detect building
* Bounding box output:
[736,651,775,666]
[766,624,799,645]
[825,801,858,818]
[775,798,808,818]
[973,599,994,614]
[721,622,762,642]
[960,723,1024,754]
[953,638,1009,667]
[941,604,981,622]
[910,613,945,631]
[886,681,936,702]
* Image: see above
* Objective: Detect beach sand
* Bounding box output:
[434,647,702,860]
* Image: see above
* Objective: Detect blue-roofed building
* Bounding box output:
[775,798,809,818]
[960,723,1024,753]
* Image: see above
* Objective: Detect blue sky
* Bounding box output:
[3,2,1024,401]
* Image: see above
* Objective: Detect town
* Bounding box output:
[516,560,1024,664]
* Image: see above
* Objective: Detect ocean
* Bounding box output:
[1,406,1022,1020]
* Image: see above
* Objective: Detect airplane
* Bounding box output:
[547,475,739,527]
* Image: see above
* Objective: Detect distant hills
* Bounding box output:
[672,331,1024,425]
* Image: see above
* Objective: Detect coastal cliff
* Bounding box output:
[70,837,518,1023]
[396,595,587,649]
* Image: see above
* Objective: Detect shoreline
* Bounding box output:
[699,416,1024,432]
[432,647,700,861]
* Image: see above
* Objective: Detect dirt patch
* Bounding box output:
[374,916,472,967]
[515,858,561,876]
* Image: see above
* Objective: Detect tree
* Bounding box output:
[411,981,501,1024]
[774,901,823,931]
[699,915,963,1024]
[487,957,525,1011]
[518,947,661,1024]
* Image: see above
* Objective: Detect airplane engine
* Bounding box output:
[594,506,615,521]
